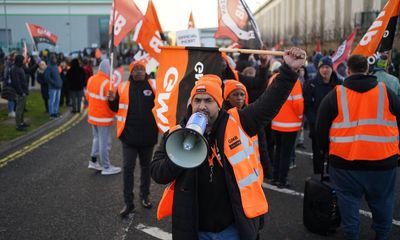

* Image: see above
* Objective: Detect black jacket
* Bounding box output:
[151,63,298,240]
[11,55,28,96]
[303,72,341,125]
[109,77,158,147]
[316,74,400,171]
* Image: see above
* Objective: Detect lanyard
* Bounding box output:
[208,143,222,167]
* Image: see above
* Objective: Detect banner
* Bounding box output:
[215,0,261,48]
[25,23,58,46]
[176,29,201,47]
[332,28,358,71]
[152,46,235,132]
[188,11,196,29]
[109,0,143,47]
[133,0,164,62]
[352,0,400,64]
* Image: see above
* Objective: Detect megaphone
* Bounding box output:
[165,112,209,168]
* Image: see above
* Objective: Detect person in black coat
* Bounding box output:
[67,58,86,113]
[151,48,306,240]
[303,56,341,173]
[108,60,158,217]
[11,55,29,131]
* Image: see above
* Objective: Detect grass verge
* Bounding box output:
[0,90,67,143]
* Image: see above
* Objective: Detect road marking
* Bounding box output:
[136,223,172,240]
[295,149,313,157]
[262,182,400,227]
[0,110,87,168]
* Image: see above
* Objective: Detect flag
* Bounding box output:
[133,45,160,74]
[352,0,400,64]
[152,46,236,133]
[111,66,124,88]
[332,28,358,71]
[315,39,321,53]
[215,0,262,49]
[188,11,196,29]
[133,0,164,62]
[109,0,144,47]
[25,23,58,46]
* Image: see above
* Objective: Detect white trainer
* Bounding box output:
[8,111,16,118]
[101,165,121,175]
[88,161,103,171]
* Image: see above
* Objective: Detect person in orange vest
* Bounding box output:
[223,80,273,180]
[86,59,121,175]
[269,71,304,188]
[108,60,158,218]
[316,54,400,240]
[151,48,306,240]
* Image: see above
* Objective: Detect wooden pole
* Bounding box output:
[219,48,285,56]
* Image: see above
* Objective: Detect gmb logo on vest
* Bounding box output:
[143,90,153,96]
[228,136,241,150]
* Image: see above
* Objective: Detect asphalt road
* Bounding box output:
[0,116,399,240]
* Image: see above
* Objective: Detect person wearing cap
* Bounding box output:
[108,60,158,217]
[372,52,400,98]
[151,47,306,240]
[303,56,341,173]
[223,79,273,180]
[316,54,400,240]
[86,59,121,175]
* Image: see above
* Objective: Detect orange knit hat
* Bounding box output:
[129,60,146,73]
[190,75,223,107]
[223,80,249,105]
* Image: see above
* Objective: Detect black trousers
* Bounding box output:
[309,124,324,174]
[272,130,298,184]
[122,142,154,207]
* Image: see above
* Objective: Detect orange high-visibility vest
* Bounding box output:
[116,80,156,138]
[86,72,115,126]
[269,73,304,132]
[329,83,399,160]
[225,108,268,218]
[156,109,268,220]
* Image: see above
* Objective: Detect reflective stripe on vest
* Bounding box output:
[116,81,130,137]
[88,116,114,123]
[329,83,399,160]
[87,79,109,101]
[270,74,304,132]
[225,108,268,218]
[87,73,115,126]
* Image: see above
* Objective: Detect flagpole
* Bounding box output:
[239,0,263,49]
[219,48,284,56]
[25,23,38,52]
[109,0,116,91]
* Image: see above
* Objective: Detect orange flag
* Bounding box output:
[133,0,164,62]
[315,39,321,53]
[352,0,400,64]
[188,11,196,29]
[109,0,143,47]
[152,46,236,133]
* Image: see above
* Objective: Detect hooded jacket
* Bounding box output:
[11,55,28,96]
[316,74,400,171]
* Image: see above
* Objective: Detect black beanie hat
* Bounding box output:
[318,56,333,69]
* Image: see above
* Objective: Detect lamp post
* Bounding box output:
[4,0,9,51]
[67,0,72,52]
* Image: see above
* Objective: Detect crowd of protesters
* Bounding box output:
[0,48,94,130]
[1,43,400,239]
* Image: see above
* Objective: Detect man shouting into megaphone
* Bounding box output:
[151,47,306,240]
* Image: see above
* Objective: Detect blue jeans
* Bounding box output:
[7,100,15,113]
[330,167,397,240]
[48,88,61,116]
[198,224,240,240]
[90,125,112,169]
